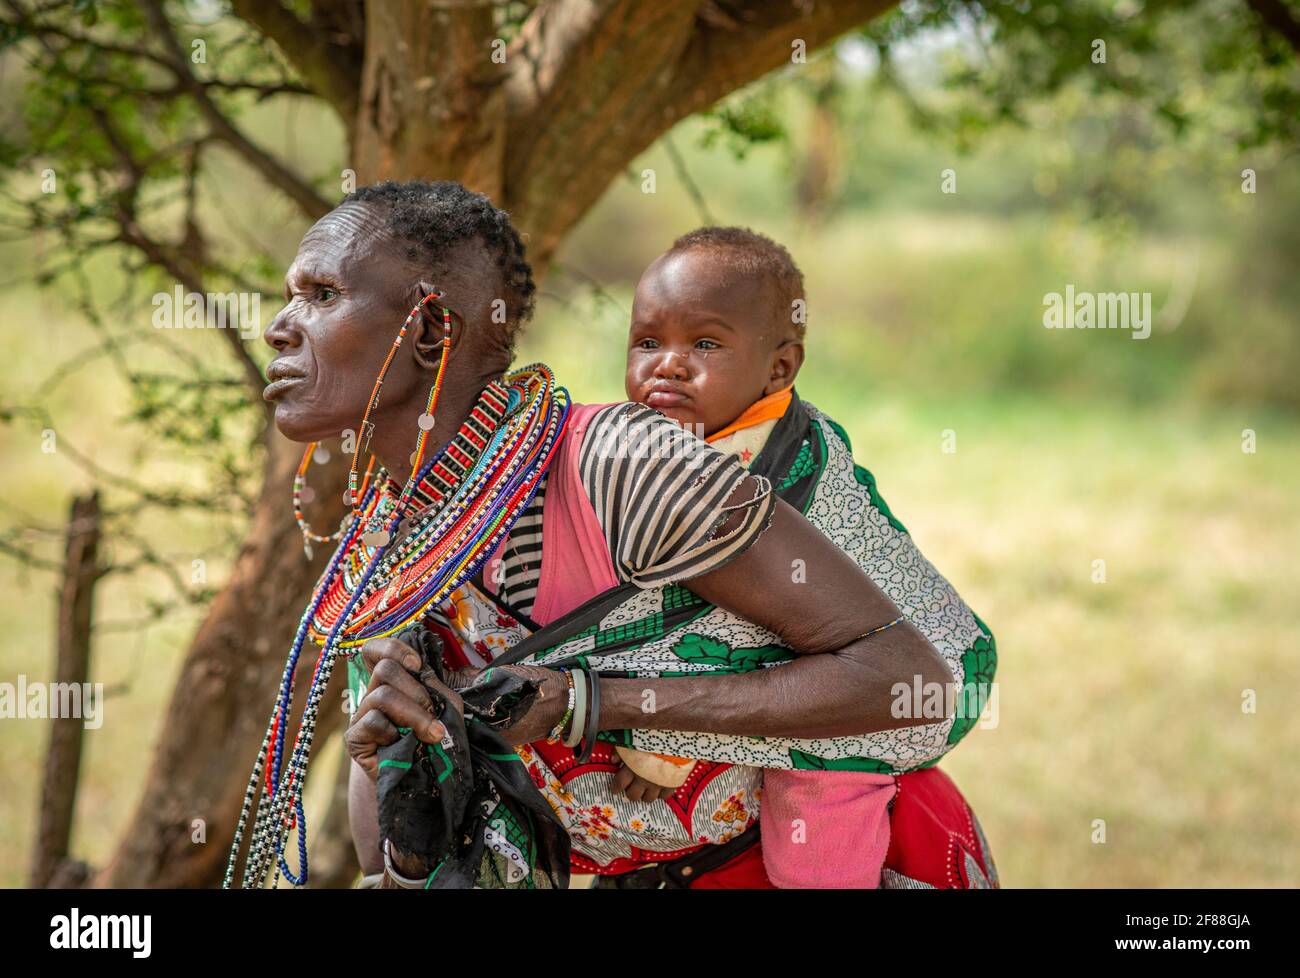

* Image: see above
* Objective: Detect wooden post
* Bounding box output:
[29,491,100,888]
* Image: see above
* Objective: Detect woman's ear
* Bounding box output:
[410,280,460,370]
[765,339,805,395]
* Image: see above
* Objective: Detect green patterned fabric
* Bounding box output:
[514,403,997,776]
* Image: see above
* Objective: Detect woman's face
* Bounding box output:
[263,203,421,443]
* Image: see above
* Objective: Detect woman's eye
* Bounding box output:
[316,286,339,302]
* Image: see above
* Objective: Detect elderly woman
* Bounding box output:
[245,180,995,890]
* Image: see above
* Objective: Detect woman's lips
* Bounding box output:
[263,376,305,401]
[645,388,689,408]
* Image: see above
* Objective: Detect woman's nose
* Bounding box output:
[263,307,299,352]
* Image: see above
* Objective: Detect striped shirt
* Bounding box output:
[494,475,547,614]
[496,403,775,616]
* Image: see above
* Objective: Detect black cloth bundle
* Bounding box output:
[374,622,570,889]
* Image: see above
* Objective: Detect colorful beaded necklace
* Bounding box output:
[223,293,570,889]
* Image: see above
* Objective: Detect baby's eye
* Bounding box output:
[635,338,660,350]
[695,339,720,351]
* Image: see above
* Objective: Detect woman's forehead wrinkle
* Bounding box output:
[299,203,394,279]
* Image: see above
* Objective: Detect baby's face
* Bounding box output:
[626,249,786,438]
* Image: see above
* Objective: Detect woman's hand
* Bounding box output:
[346,636,469,882]
[343,636,459,782]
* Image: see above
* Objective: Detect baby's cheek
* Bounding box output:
[699,373,747,420]
[624,360,646,398]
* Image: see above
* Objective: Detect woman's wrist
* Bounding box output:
[385,839,433,883]
[544,668,577,743]
[539,669,571,733]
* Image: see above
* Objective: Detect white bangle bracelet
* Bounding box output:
[564,668,588,748]
[382,838,430,889]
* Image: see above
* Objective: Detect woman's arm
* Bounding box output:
[602,490,953,739]
[486,485,953,745]
[345,485,952,761]
[348,758,384,876]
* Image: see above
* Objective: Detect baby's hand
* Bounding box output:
[612,756,678,802]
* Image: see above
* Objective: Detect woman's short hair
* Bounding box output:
[344,180,536,353]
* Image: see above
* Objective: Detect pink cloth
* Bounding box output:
[520,400,897,887]
[531,403,620,625]
[760,769,896,888]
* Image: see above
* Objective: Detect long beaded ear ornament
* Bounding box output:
[293,448,374,560]
[292,290,451,559]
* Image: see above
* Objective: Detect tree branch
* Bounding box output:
[0,405,244,514]
[503,0,897,265]
[0,7,178,71]
[1245,0,1300,56]
[76,104,270,407]
[142,0,334,221]
[667,0,897,117]
[503,0,700,259]
[229,0,363,123]
[30,491,100,889]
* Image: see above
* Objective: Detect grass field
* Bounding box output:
[831,393,1300,887]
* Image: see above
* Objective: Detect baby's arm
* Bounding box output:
[612,760,678,802]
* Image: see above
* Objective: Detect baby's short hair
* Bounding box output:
[668,226,806,339]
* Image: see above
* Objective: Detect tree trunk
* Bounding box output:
[96,435,349,887]
[351,0,507,197]
[30,492,100,888]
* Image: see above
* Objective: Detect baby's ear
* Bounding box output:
[767,339,805,394]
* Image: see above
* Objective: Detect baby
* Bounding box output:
[614,226,897,888]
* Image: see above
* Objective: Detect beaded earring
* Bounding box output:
[292,290,452,559]
[293,448,373,560]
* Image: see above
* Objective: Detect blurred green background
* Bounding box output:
[2,35,1298,887]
